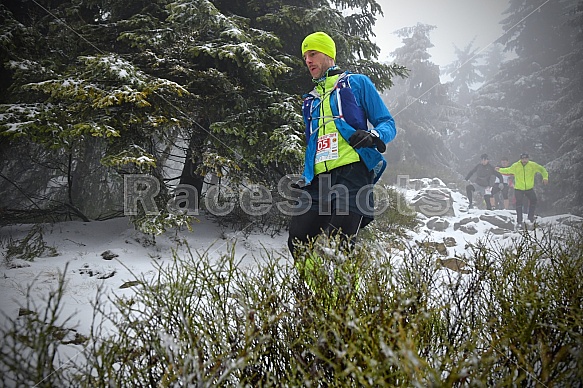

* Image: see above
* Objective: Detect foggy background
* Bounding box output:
[374,0,509,71]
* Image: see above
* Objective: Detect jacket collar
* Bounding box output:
[311,65,343,84]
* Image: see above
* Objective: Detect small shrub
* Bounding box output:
[472,226,583,386]
[359,184,419,245]
[3,225,58,263]
[0,264,82,387]
[1,226,582,386]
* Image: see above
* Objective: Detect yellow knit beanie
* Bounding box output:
[301,32,336,60]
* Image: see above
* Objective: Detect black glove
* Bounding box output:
[349,130,373,148]
[349,130,386,152]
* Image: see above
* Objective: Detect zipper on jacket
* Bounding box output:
[320,84,329,173]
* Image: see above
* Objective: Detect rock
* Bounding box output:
[489,227,509,235]
[101,250,119,260]
[453,217,479,230]
[97,270,116,280]
[408,178,428,190]
[443,237,457,247]
[437,258,471,274]
[436,243,448,255]
[554,215,583,227]
[416,241,448,255]
[410,187,455,217]
[479,214,515,230]
[459,224,478,235]
[430,177,446,187]
[426,217,450,231]
[78,264,95,277]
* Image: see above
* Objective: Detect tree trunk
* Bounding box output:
[177,135,206,211]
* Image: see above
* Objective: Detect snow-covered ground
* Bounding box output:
[1,178,581,371]
[0,214,288,334]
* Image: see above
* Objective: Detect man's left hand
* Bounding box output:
[349,130,374,148]
[349,130,386,152]
[543,178,548,185]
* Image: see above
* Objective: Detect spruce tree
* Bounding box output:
[0,0,405,229]
[380,23,458,179]
[443,39,484,107]
[479,43,506,83]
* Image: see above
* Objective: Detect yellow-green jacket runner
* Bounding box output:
[498,160,548,190]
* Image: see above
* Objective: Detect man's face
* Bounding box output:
[481,158,489,165]
[304,50,335,79]
[521,156,529,165]
[501,159,508,167]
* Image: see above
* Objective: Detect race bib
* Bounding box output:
[315,133,339,164]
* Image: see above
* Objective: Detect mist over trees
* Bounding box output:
[379,23,458,182]
[454,0,583,215]
[443,39,484,107]
[384,0,582,216]
[479,43,505,83]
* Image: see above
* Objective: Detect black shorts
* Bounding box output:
[299,161,375,219]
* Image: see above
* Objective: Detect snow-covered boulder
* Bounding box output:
[410,187,455,218]
[479,214,515,230]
